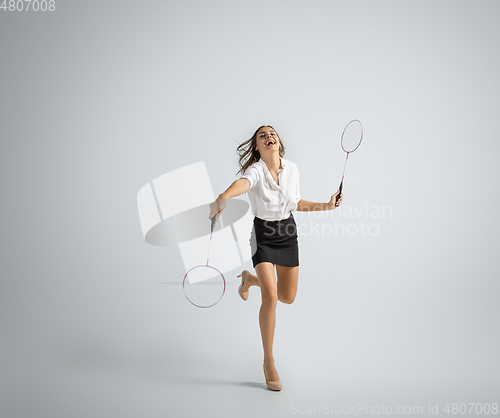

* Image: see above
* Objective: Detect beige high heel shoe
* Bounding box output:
[263,362,282,391]
[237,271,249,301]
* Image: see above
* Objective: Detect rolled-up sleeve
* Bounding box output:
[240,166,259,190]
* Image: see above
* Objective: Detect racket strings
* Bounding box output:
[341,119,363,153]
[183,214,225,308]
[184,268,225,308]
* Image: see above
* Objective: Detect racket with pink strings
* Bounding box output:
[182,211,226,308]
[336,120,364,204]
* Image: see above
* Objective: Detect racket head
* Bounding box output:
[341,119,363,153]
[183,265,226,308]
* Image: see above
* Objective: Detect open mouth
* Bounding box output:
[265,139,276,146]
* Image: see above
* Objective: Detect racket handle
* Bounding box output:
[211,210,221,233]
[335,181,343,204]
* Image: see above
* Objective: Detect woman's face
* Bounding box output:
[255,126,280,153]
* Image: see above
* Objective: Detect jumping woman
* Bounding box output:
[208,125,343,391]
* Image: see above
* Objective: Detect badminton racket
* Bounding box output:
[336,120,364,204]
[182,211,226,308]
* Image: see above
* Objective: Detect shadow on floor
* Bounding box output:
[183,377,267,390]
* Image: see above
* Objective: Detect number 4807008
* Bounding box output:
[1,0,56,11]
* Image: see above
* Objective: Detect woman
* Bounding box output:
[209,125,343,391]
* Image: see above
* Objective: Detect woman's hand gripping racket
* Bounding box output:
[336,120,364,205]
[183,210,226,308]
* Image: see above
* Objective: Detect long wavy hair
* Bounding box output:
[236,125,285,176]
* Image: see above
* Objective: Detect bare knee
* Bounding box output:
[279,294,296,304]
[261,290,278,306]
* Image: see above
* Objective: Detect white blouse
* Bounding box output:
[239,157,300,221]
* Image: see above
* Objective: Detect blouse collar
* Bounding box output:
[257,156,286,171]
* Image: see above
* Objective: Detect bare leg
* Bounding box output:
[237,262,300,389]
[276,265,299,304]
[253,262,280,382]
[240,266,299,302]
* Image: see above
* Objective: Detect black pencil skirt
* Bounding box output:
[250,212,299,268]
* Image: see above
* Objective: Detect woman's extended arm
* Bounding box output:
[209,178,251,220]
[220,178,251,200]
[296,190,343,211]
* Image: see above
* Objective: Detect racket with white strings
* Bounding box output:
[183,211,226,308]
[336,120,364,204]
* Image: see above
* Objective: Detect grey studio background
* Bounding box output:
[1,1,499,417]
